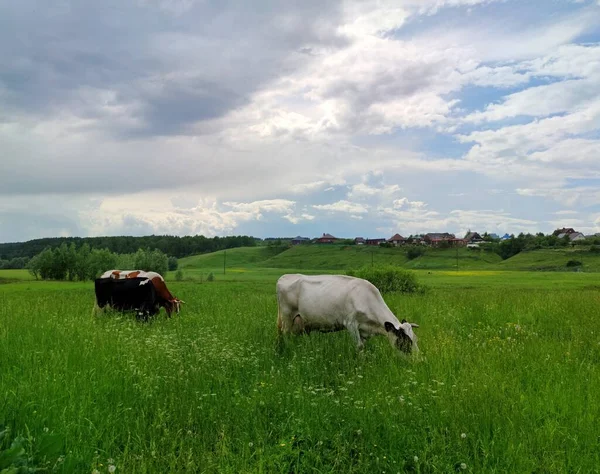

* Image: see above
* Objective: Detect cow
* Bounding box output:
[94,277,160,320]
[98,270,184,317]
[276,274,419,353]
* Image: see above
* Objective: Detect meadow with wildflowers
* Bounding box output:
[1,269,600,473]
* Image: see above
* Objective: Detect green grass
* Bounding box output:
[179,246,287,270]
[1,271,600,472]
[260,245,410,270]
[499,247,600,271]
[0,269,32,282]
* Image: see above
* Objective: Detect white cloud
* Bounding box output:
[313,200,369,214]
[347,183,402,200]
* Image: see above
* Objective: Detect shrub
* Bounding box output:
[347,265,421,294]
[406,246,426,260]
[566,260,582,268]
[589,245,600,254]
[175,269,184,281]
[207,272,215,282]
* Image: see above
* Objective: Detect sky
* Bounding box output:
[1,0,600,242]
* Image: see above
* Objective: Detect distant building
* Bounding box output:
[553,228,576,237]
[500,233,511,240]
[464,231,484,244]
[365,238,386,246]
[488,233,500,240]
[387,233,406,246]
[558,231,586,242]
[291,236,310,245]
[354,237,365,245]
[424,233,465,247]
[316,233,338,244]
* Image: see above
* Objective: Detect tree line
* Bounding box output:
[0,234,258,260]
[27,244,177,281]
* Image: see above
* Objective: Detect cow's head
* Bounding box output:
[166,298,185,315]
[384,319,419,353]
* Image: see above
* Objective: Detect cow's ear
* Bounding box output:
[410,323,419,328]
[384,322,396,333]
[401,319,407,324]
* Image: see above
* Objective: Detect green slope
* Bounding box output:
[179,246,286,269]
[404,248,502,270]
[499,248,600,271]
[260,245,410,270]
[178,245,600,273]
[260,245,503,271]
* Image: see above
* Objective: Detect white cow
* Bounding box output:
[276,274,419,353]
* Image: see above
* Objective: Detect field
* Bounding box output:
[1,255,600,472]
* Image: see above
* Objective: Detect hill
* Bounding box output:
[498,248,600,272]
[178,246,288,269]
[260,245,410,270]
[177,244,600,273]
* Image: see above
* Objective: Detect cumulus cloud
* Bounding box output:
[312,200,369,214]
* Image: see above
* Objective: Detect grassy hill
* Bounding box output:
[498,248,600,272]
[179,246,287,270]
[260,245,410,270]
[177,244,600,274]
[403,247,502,270]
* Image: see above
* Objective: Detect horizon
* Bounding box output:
[1,227,588,246]
[1,0,599,242]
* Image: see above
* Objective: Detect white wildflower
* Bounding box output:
[461,433,467,439]
[413,456,419,462]
[460,462,467,470]
[108,464,116,473]
[248,442,253,448]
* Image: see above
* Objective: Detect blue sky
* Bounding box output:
[1,0,599,242]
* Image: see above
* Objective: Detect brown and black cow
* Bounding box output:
[96,270,184,318]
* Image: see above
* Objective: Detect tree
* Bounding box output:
[74,243,91,281]
[88,248,117,279]
[168,256,178,271]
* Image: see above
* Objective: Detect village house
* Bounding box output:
[424,233,465,247]
[354,237,365,245]
[554,227,586,242]
[387,233,406,246]
[365,238,386,246]
[553,227,576,236]
[316,233,338,244]
[291,236,310,245]
[560,232,586,242]
[464,231,484,244]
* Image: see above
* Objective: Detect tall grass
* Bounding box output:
[1,277,599,472]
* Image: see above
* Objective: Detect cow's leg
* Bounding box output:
[346,320,364,350]
[91,303,102,317]
[277,306,297,334]
[291,314,305,334]
[277,304,283,333]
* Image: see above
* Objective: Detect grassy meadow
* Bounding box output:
[1,250,600,472]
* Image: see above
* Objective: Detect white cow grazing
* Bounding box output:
[276,274,419,353]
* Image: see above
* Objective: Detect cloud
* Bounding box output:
[1,0,599,242]
[313,200,369,214]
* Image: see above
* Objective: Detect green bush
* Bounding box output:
[347,265,421,294]
[406,246,426,260]
[207,272,215,282]
[566,260,582,268]
[175,269,184,281]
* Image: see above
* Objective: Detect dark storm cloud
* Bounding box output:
[0,0,344,136]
